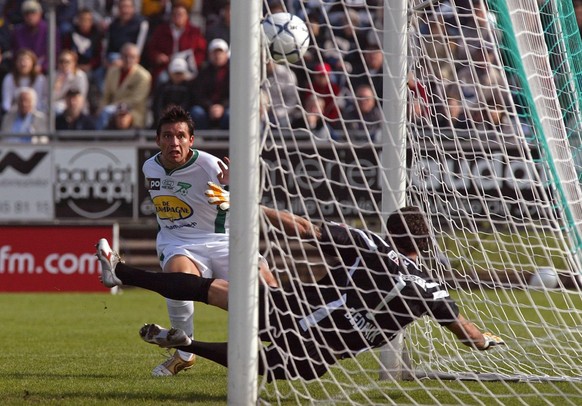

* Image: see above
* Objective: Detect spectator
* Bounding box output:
[55,88,96,131]
[1,86,48,143]
[291,93,338,141]
[10,0,60,73]
[62,8,104,83]
[304,62,341,127]
[56,0,78,37]
[146,1,206,86]
[1,48,47,114]
[53,50,89,115]
[99,42,152,129]
[433,85,470,130]
[104,0,149,68]
[141,0,193,31]
[190,38,230,130]
[350,41,383,100]
[264,60,301,128]
[0,44,10,122]
[343,83,383,141]
[105,102,135,130]
[204,0,230,43]
[152,57,194,124]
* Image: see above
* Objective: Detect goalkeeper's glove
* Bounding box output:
[480,332,505,350]
[205,181,230,211]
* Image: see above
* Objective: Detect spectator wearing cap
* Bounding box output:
[1,86,48,143]
[106,102,135,130]
[190,38,230,130]
[55,88,96,131]
[145,1,206,86]
[99,42,152,129]
[152,57,195,124]
[10,1,61,74]
[53,50,89,115]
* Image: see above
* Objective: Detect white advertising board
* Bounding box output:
[0,147,53,220]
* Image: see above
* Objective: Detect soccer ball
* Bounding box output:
[262,12,310,64]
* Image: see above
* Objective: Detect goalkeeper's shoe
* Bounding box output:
[139,323,192,348]
[151,351,196,377]
[95,238,122,287]
[480,332,505,350]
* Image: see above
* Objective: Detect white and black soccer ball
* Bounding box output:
[262,12,310,64]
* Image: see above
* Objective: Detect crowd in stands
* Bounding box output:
[0,0,548,143]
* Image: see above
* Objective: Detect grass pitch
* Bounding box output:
[1,289,582,405]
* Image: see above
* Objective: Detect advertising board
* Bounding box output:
[0,225,116,292]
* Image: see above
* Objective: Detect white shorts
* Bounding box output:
[159,240,230,280]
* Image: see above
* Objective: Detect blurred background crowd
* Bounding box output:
[0,0,578,142]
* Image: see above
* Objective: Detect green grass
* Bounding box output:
[1,289,582,405]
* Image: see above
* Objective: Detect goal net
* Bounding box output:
[252,0,582,403]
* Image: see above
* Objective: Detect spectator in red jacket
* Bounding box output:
[146,1,207,86]
[304,62,341,127]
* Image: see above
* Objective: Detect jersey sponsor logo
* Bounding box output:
[162,179,174,189]
[152,195,193,222]
[147,178,161,190]
[175,181,191,196]
[398,272,440,291]
[388,250,399,265]
[345,308,382,344]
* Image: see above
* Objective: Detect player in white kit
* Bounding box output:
[142,105,275,376]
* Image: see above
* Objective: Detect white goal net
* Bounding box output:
[250,0,582,403]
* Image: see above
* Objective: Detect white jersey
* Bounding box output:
[143,149,228,245]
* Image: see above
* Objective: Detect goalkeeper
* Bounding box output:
[96,189,505,381]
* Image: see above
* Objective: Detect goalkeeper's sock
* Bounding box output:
[115,263,214,303]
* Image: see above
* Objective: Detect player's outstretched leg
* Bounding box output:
[95,238,123,287]
[140,324,192,348]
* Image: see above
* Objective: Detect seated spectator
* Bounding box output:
[106,102,135,130]
[55,88,96,131]
[2,48,47,114]
[343,83,383,141]
[146,1,206,86]
[56,0,78,37]
[99,42,152,129]
[62,8,104,85]
[152,57,194,124]
[104,0,149,69]
[1,86,48,143]
[350,42,383,100]
[53,50,89,115]
[204,0,230,43]
[10,1,60,74]
[303,62,341,127]
[291,93,338,141]
[265,60,301,128]
[190,39,230,130]
[141,0,193,32]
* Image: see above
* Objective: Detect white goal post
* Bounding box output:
[229,0,582,404]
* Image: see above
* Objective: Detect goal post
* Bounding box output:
[229,0,582,404]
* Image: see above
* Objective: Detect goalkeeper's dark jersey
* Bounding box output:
[262,222,459,361]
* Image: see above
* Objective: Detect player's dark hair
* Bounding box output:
[386,206,430,254]
[156,105,195,136]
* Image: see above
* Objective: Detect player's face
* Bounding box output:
[156,122,194,169]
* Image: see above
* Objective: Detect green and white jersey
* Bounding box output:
[143,149,228,243]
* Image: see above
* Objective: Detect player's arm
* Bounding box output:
[261,206,322,240]
[444,314,505,350]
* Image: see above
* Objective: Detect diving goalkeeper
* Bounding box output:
[96,196,505,381]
